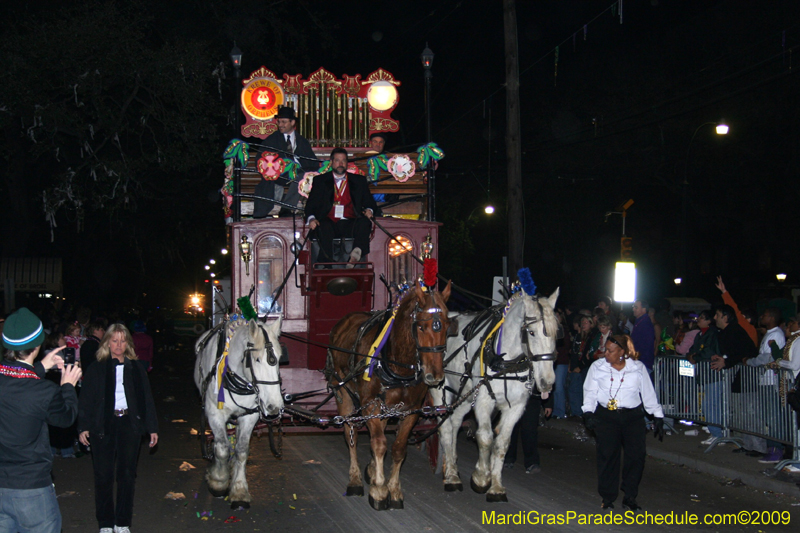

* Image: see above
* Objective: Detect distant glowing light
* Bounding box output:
[777,273,787,282]
[716,123,729,135]
[210,272,216,278]
[484,205,495,215]
[209,259,216,264]
[221,248,228,255]
[614,262,637,303]
[204,265,210,270]
[674,278,682,285]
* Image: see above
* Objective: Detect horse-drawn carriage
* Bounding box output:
[194,65,559,510]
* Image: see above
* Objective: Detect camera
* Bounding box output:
[62,347,76,365]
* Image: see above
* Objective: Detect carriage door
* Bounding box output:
[256,235,284,316]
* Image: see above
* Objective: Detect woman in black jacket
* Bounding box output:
[78,324,158,533]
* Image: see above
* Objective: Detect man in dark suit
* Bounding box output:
[305,147,381,267]
[253,106,319,218]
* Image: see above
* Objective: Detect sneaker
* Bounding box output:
[100,529,114,533]
[525,464,541,474]
[114,527,131,533]
[758,448,783,464]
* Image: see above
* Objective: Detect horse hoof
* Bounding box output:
[388,498,404,510]
[346,485,364,497]
[470,478,489,494]
[444,482,463,492]
[208,487,228,498]
[368,495,389,511]
[363,464,371,485]
[230,500,250,510]
[486,493,508,503]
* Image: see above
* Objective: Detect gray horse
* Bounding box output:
[431,288,558,502]
[194,317,283,508]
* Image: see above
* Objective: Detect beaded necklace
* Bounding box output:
[607,363,626,410]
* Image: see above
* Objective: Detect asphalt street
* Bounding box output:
[51,344,799,532]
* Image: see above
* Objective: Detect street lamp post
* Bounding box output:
[680,120,728,288]
[421,44,435,222]
[230,43,243,223]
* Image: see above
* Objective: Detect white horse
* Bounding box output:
[194,317,283,509]
[431,288,559,502]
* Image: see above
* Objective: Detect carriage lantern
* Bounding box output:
[420,234,434,259]
[239,235,252,276]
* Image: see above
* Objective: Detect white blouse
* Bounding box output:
[582,357,663,417]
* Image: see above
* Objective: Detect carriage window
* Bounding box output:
[387,234,414,287]
[256,236,283,315]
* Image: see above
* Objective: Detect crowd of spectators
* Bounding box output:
[540,276,800,468]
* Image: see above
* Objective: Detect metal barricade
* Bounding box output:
[726,365,797,446]
[653,355,732,440]
[655,355,800,469]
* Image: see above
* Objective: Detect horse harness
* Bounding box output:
[333,297,449,393]
[201,321,282,418]
[443,296,556,407]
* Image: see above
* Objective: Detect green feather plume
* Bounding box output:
[237,296,258,321]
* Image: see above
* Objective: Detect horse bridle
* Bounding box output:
[410,300,448,378]
[224,325,282,417]
[519,297,557,362]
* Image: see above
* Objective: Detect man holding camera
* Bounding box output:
[0,308,82,532]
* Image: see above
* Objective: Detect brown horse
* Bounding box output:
[327,281,452,510]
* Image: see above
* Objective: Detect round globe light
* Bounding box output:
[367,81,398,111]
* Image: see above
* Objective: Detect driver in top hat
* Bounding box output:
[253,106,320,218]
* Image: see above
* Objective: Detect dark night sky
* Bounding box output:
[3,0,800,313]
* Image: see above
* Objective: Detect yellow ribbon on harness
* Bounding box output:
[363,309,397,382]
[479,318,505,377]
[216,336,232,409]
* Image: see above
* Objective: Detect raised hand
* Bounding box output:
[715,276,726,294]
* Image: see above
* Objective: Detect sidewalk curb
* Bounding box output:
[647,447,797,496]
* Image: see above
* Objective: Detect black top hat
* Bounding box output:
[276,106,297,121]
[369,132,388,141]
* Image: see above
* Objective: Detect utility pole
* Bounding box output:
[503,0,523,276]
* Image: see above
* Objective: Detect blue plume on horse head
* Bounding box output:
[517,268,537,297]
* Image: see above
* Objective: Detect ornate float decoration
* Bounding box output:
[239,67,401,146]
[386,154,415,182]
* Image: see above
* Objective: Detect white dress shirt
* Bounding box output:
[114,364,128,410]
[582,357,664,417]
